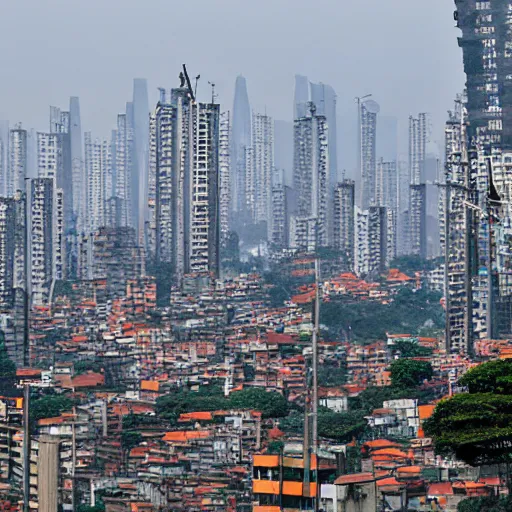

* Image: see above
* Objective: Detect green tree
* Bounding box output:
[318,362,347,387]
[458,496,512,512]
[30,395,73,426]
[393,340,432,358]
[229,388,288,419]
[0,342,16,379]
[317,410,367,442]
[389,359,433,389]
[121,431,143,451]
[424,393,512,468]
[459,359,512,394]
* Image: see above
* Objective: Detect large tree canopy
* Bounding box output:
[424,393,512,467]
[389,359,433,389]
[459,359,512,394]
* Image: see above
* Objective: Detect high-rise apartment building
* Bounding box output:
[8,127,27,197]
[252,112,274,230]
[360,99,380,210]
[293,107,330,249]
[408,114,428,258]
[115,113,131,228]
[69,97,85,234]
[376,159,398,212]
[455,1,512,151]
[410,184,427,259]
[132,78,150,240]
[219,111,231,244]
[271,182,289,250]
[85,133,110,233]
[333,180,355,270]
[151,85,221,279]
[311,82,338,189]
[0,198,15,308]
[48,106,73,233]
[442,100,471,354]
[30,178,64,305]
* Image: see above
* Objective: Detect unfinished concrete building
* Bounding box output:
[271,181,289,249]
[293,105,330,249]
[409,184,427,259]
[115,113,132,229]
[333,180,355,270]
[151,85,221,279]
[219,111,231,244]
[0,198,15,308]
[442,101,471,354]
[30,178,59,305]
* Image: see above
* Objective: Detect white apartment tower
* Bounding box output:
[293,106,330,249]
[252,112,274,230]
[8,127,27,197]
[360,99,380,210]
[85,133,110,233]
[334,180,355,270]
[219,111,231,243]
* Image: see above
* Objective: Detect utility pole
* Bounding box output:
[23,384,30,512]
[312,258,320,512]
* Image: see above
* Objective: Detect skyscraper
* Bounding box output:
[231,76,251,217]
[360,99,379,210]
[132,78,150,240]
[376,159,398,212]
[311,82,338,188]
[115,113,131,228]
[442,100,471,354]
[0,198,16,308]
[152,84,221,279]
[85,133,109,233]
[30,178,63,305]
[8,126,27,196]
[293,106,330,249]
[219,111,231,244]
[252,112,274,230]
[408,114,428,258]
[455,1,512,151]
[69,97,85,233]
[333,180,355,270]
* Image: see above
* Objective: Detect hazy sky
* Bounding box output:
[0,0,464,150]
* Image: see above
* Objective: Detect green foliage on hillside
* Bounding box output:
[30,395,74,426]
[389,359,433,389]
[425,360,512,476]
[156,386,288,422]
[321,288,444,341]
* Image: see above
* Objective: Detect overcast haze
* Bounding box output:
[0,0,464,154]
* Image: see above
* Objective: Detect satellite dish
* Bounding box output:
[362,99,380,114]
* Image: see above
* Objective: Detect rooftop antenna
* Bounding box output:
[194,75,201,99]
[208,81,217,104]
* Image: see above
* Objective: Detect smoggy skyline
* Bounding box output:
[0,0,464,151]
